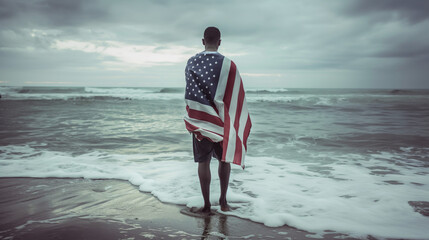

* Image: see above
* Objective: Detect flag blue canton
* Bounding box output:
[185,52,224,106]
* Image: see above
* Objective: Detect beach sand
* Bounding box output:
[0,178,361,240]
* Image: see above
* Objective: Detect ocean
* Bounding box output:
[1,86,428,239]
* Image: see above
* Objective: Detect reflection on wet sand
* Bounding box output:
[0,178,360,240]
[199,214,229,239]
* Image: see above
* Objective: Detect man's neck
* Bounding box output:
[205,46,218,52]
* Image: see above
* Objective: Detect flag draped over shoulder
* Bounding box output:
[184,51,252,168]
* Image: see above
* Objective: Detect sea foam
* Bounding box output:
[1,144,428,239]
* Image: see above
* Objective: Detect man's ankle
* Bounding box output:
[202,204,211,212]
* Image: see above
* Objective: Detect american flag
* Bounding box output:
[184,51,252,168]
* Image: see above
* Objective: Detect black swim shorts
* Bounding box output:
[192,134,223,162]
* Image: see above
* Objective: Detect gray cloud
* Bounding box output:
[343,0,429,24]
[0,0,107,27]
[0,0,428,88]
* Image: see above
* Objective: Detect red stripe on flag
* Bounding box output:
[234,79,245,131]
[223,61,236,110]
[186,105,223,127]
[221,61,237,162]
[233,135,243,165]
[232,78,245,165]
[243,115,252,151]
[184,119,198,132]
[221,111,231,161]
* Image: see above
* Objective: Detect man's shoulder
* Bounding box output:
[189,51,225,59]
[187,51,225,66]
[187,52,201,65]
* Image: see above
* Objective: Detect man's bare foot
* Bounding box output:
[201,205,212,213]
[219,198,231,212]
[190,206,213,215]
[180,207,214,218]
[220,204,231,212]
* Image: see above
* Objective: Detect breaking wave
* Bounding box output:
[0,86,184,101]
[246,88,292,94]
[1,87,428,107]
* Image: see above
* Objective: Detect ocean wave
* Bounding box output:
[247,95,347,106]
[69,96,134,101]
[2,87,428,104]
[84,87,156,94]
[159,88,184,93]
[0,86,184,101]
[246,88,429,96]
[1,144,428,239]
[389,89,419,95]
[17,87,87,94]
[246,88,294,94]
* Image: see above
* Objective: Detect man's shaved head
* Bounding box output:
[204,27,221,45]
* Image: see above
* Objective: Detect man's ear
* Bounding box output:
[202,39,206,46]
[218,39,221,46]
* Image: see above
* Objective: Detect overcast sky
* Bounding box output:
[1,0,428,88]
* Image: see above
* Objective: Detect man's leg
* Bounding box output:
[218,161,231,211]
[198,161,211,212]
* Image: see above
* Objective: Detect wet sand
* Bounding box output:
[0,178,362,240]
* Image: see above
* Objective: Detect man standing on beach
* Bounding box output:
[184,27,252,213]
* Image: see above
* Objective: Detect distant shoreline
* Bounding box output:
[1,85,429,90]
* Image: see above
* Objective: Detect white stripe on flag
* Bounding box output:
[183,116,224,137]
[237,93,249,140]
[214,57,231,122]
[185,99,219,117]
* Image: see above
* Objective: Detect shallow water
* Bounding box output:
[1,86,428,239]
